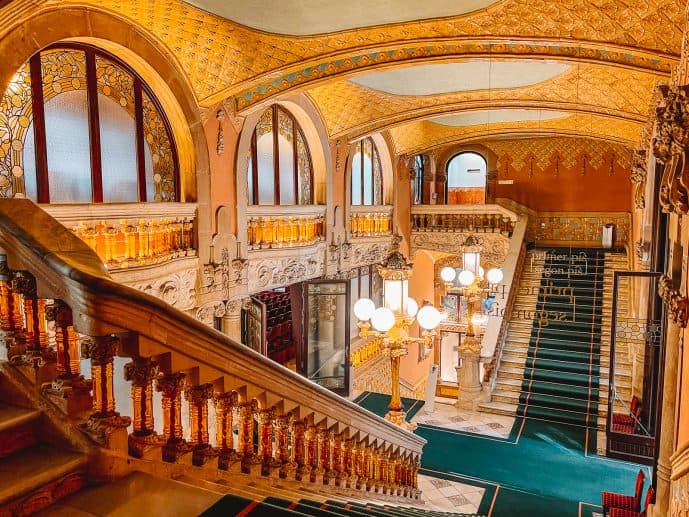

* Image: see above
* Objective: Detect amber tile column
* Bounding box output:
[0,257,18,357]
[156,372,193,462]
[290,419,307,481]
[256,407,277,476]
[186,383,217,466]
[125,357,163,458]
[237,399,259,473]
[273,412,292,479]
[79,336,131,448]
[215,391,239,470]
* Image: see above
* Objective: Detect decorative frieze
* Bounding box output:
[410,232,510,266]
[248,244,326,293]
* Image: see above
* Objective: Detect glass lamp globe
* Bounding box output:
[371,307,395,332]
[353,298,376,321]
[440,267,457,283]
[458,269,475,287]
[406,297,419,318]
[486,268,504,285]
[417,305,442,330]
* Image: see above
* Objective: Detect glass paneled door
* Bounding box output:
[299,280,350,396]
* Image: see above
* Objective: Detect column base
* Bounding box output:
[385,410,417,431]
[455,385,488,410]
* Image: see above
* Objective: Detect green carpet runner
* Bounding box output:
[517,248,606,430]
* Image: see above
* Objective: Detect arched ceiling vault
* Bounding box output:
[46,0,684,149]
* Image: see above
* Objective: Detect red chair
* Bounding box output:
[609,486,654,517]
[613,396,641,427]
[602,469,645,514]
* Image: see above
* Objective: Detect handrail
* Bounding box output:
[410,204,516,235]
[481,217,529,389]
[0,199,424,497]
[410,203,518,221]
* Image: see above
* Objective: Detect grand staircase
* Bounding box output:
[479,248,630,440]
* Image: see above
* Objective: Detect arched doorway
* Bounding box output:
[446,151,487,204]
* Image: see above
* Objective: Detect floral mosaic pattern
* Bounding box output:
[0,62,31,198]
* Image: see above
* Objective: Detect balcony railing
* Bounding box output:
[349,206,393,238]
[410,204,516,235]
[246,206,326,250]
[0,199,424,501]
[43,203,197,270]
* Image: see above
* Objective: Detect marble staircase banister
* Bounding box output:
[410,204,517,235]
[480,216,529,392]
[0,199,424,498]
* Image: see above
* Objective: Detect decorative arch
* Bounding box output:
[345,133,394,208]
[0,5,207,205]
[436,143,499,204]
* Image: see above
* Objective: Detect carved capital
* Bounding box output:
[12,271,36,298]
[659,275,689,327]
[156,372,187,397]
[214,390,239,410]
[124,358,159,387]
[631,149,648,210]
[80,335,119,365]
[653,85,689,164]
[185,383,214,404]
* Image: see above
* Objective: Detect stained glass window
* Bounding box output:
[247,105,313,206]
[350,136,383,206]
[0,44,178,203]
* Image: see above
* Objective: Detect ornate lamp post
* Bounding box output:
[354,249,442,430]
[440,253,503,409]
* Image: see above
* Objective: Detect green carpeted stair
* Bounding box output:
[202,494,478,516]
[517,248,606,430]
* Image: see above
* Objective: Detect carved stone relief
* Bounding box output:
[630,149,648,210]
[410,232,510,266]
[247,244,326,293]
[111,259,198,311]
[195,301,226,326]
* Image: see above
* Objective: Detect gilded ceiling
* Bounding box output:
[8,0,686,151]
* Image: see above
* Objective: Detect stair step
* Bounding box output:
[0,443,86,506]
[0,402,40,433]
[477,401,518,416]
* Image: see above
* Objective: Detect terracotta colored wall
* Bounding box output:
[448,187,485,204]
[205,109,238,235]
[486,137,632,212]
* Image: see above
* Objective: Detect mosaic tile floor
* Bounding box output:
[418,473,485,514]
[411,397,516,439]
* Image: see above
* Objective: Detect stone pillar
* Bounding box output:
[456,335,486,410]
[652,319,682,516]
[124,357,161,458]
[156,372,192,462]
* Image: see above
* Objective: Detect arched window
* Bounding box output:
[247,105,313,206]
[0,43,179,203]
[446,151,487,204]
[350,137,383,206]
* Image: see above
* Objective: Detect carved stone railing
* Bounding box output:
[0,199,424,501]
[349,205,393,238]
[410,204,516,236]
[43,203,197,271]
[246,205,326,250]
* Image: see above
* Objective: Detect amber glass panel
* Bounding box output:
[0,62,32,199]
[277,108,295,205]
[362,138,373,206]
[96,56,137,202]
[296,129,311,204]
[41,50,92,203]
[142,91,175,201]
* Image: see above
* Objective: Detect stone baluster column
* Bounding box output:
[367,447,378,491]
[332,432,343,486]
[186,383,217,466]
[345,438,358,489]
[215,391,239,470]
[237,400,259,473]
[358,442,370,490]
[256,407,276,476]
[13,272,38,353]
[156,372,192,462]
[124,358,161,458]
[377,448,388,494]
[290,419,307,481]
[79,336,130,448]
[390,453,400,496]
[273,412,292,479]
[0,257,17,358]
[304,425,318,482]
[319,429,333,484]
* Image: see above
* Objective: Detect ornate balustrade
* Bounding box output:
[246,206,326,250]
[0,199,423,500]
[410,204,516,235]
[43,203,197,271]
[349,206,393,238]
